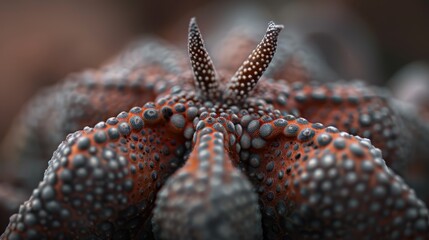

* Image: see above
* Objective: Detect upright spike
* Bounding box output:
[188,17,220,100]
[225,21,283,104]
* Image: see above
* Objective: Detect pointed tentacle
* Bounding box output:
[153,120,262,240]
[236,115,428,239]
[213,26,335,83]
[0,97,196,239]
[224,21,283,104]
[188,18,220,101]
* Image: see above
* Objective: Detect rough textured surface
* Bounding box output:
[1,18,428,239]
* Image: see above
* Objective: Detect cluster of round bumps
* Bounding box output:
[1,99,200,239]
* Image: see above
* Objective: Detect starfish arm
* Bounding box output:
[0,98,193,239]
[153,119,262,240]
[252,80,410,170]
[0,40,187,189]
[237,115,429,239]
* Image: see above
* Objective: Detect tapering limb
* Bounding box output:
[153,119,261,240]
[1,96,196,239]
[251,79,410,171]
[236,115,429,239]
[0,39,188,191]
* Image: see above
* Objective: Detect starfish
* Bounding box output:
[1,18,428,240]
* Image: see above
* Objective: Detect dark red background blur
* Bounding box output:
[0,0,428,141]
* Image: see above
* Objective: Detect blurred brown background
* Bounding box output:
[0,0,429,144]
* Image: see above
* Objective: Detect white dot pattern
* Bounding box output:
[188,18,220,101]
[225,22,283,104]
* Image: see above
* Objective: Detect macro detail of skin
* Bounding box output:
[1,18,429,239]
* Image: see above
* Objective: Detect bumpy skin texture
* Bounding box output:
[1,19,429,239]
[0,40,188,189]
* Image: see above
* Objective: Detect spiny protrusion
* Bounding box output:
[225,21,283,104]
[188,17,220,101]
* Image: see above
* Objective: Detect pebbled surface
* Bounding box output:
[1,18,428,239]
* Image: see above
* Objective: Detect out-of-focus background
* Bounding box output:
[1,0,429,139]
[0,0,429,229]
